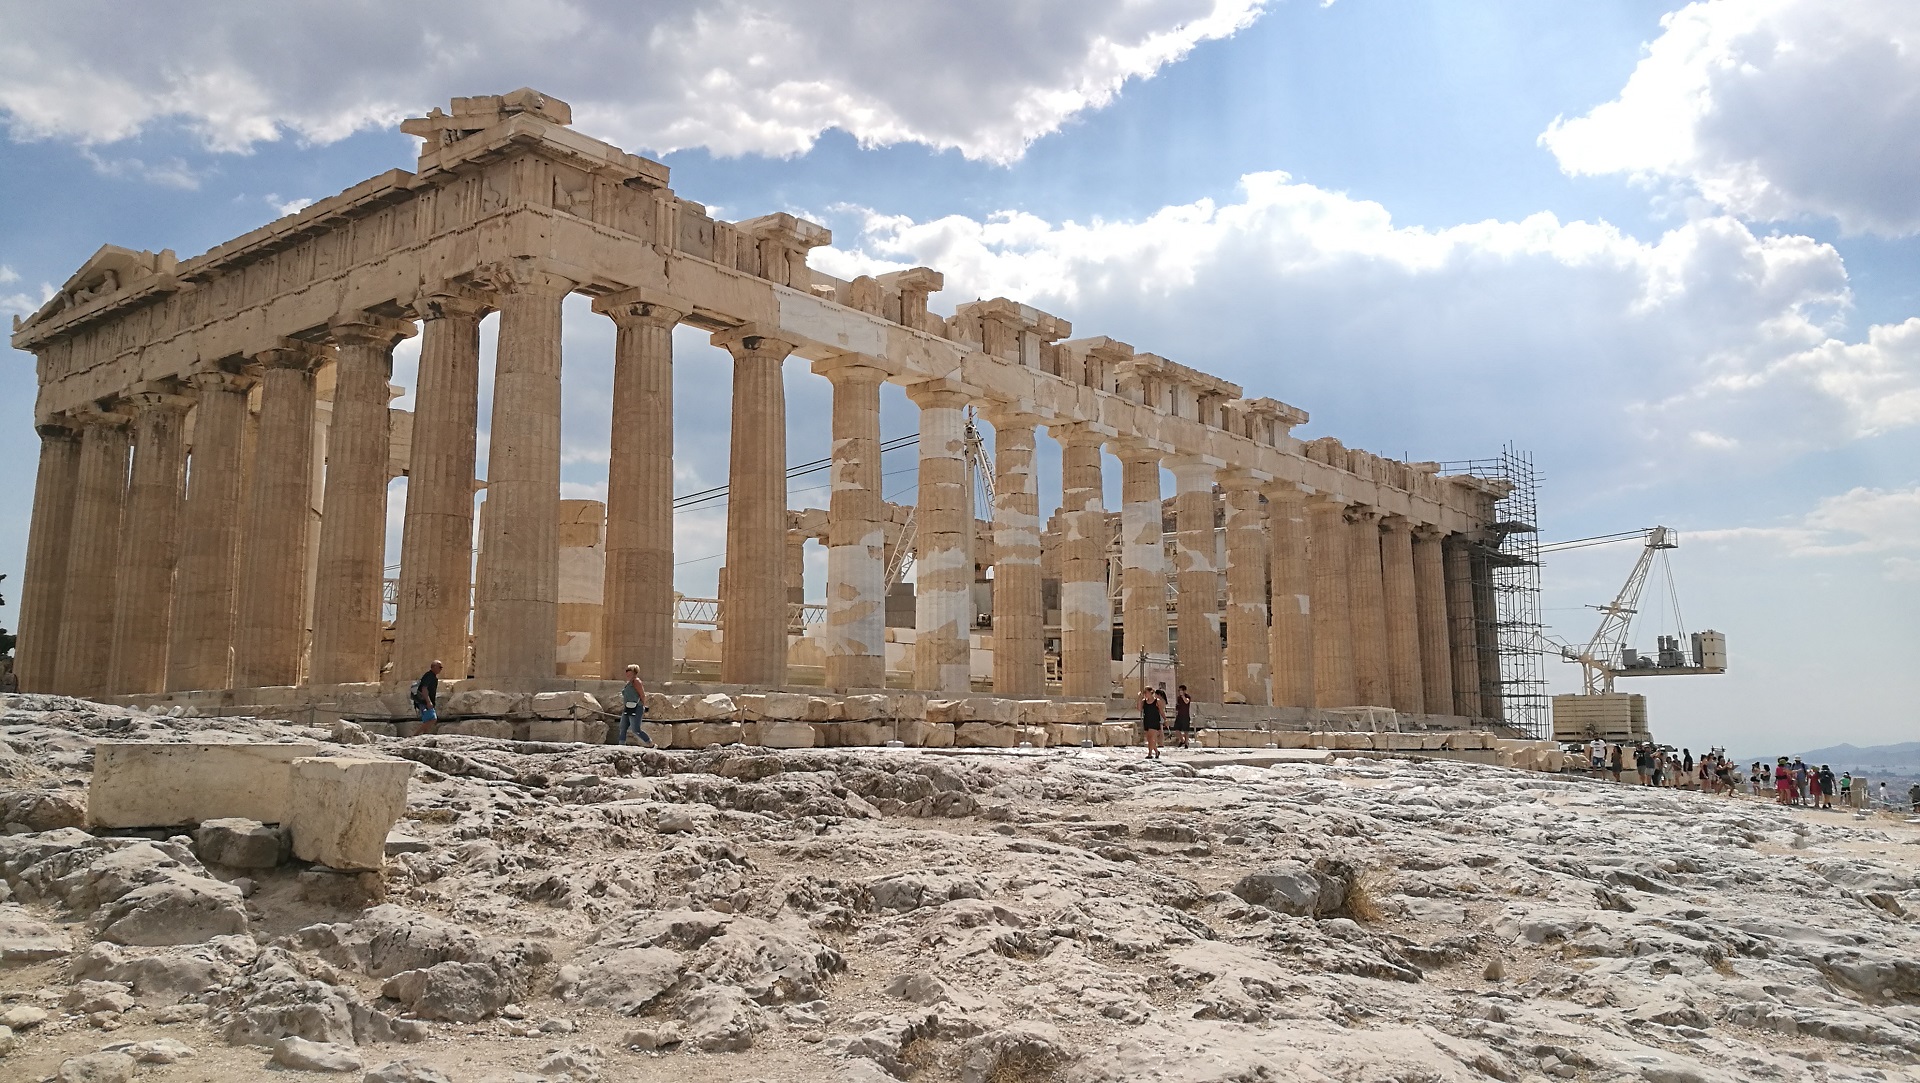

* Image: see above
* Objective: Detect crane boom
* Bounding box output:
[1562,526,1677,694]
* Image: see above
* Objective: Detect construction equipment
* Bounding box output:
[1543,526,1727,742]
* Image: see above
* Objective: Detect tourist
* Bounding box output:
[1173,685,1194,749]
[1792,758,1810,805]
[616,664,652,746]
[1634,745,1652,786]
[1139,685,1164,759]
[1588,737,1605,770]
[1815,765,1836,810]
[1609,743,1624,783]
[1681,748,1694,788]
[1909,782,1920,812]
[410,659,443,734]
[1838,772,1853,807]
[1774,759,1794,806]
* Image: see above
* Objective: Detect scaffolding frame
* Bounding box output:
[1438,446,1547,739]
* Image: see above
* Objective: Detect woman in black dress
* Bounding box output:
[1139,686,1163,759]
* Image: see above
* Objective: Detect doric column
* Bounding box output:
[1444,536,1482,717]
[234,346,324,688]
[1471,547,1504,722]
[909,382,972,695]
[107,391,191,694]
[310,316,414,685]
[473,268,571,681]
[714,328,796,687]
[1308,496,1355,707]
[595,292,683,683]
[1265,483,1314,708]
[1169,456,1221,702]
[1348,508,1391,707]
[986,408,1043,696]
[1413,527,1455,716]
[819,360,887,690]
[392,293,489,682]
[1055,424,1110,699]
[168,371,254,692]
[1221,471,1270,705]
[1117,445,1168,691]
[1380,516,1424,714]
[17,422,82,693]
[54,410,132,695]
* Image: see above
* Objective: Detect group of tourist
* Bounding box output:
[1580,737,1917,811]
[1586,739,1746,793]
[1136,683,1197,759]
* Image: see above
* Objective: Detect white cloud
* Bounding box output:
[0,0,1266,162]
[815,171,1909,463]
[1692,484,1920,580]
[1542,0,1920,235]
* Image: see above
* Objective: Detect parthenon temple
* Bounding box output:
[11,89,1518,743]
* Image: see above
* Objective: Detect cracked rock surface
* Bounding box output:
[1,692,1918,1081]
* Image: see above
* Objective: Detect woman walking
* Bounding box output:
[1139,685,1164,759]
[617,664,652,746]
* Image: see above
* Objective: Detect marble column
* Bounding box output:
[474,271,571,681]
[17,423,82,693]
[310,317,412,685]
[1444,537,1482,717]
[1348,509,1391,707]
[1308,496,1355,707]
[596,294,683,683]
[1265,484,1314,709]
[1221,471,1270,705]
[715,329,795,687]
[987,408,1043,697]
[820,361,887,690]
[234,348,322,688]
[1117,446,1167,691]
[1380,516,1424,714]
[1413,527,1455,717]
[168,371,254,692]
[54,411,132,695]
[107,391,191,694]
[909,382,972,695]
[1055,424,1109,699]
[1169,456,1221,702]
[392,294,488,682]
[1471,548,1504,722]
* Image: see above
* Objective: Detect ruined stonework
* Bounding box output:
[11,89,1508,724]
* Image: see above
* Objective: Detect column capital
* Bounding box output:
[1164,454,1218,487]
[1380,513,1415,534]
[326,313,417,349]
[905,378,971,409]
[254,338,331,372]
[188,368,256,396]
[1412,522,1448,541]
[471,258,577,298]
[593,286,690,328]
[711,324,798,360]
[980,402,1040,430]
[411,288,493,323]
[1263,478,1311,503]
[126,387,195,415]
[1344,505,1383,526]
[1110,438,1164,465]
[1049,421,1108,449]
[812,353,889,386]
[1217,468,1267,493]
[73,404,134,430]
[35,419,81,440]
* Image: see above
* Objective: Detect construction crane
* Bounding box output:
[1543,526,1727,743]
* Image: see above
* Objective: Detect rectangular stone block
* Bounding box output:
[924,700,963,725]
[1095,723,1138,747]
[286,755,413,871]
[761,692,813,720]
[435,719,515,739]
[841,694,889,721]
[89,741,321,828]
[894,720,955,747]
[955,722,1019,748]
[885,692,929,720]
[1274,731,1311,749]
[749,721,816,748]
[521,719,602,744]
[531,690,601,718]
[683,722,744,747]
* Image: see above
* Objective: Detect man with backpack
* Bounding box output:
[410,660,443,734]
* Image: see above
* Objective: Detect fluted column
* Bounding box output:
[818,360,887,690]
[1444,537,1482,717]
[392,294,488,682]
[714,328,795,687]
[1380,516,1424,714]
[1266,484,1314,708]
[909,382,972,695]
[987,408,1043,696]
[474,270,571,681]
[1221,471,1269,705]
[54,411,132,695]
[1117,446,1167,691]
[311,316,414,685]
[1413,527,1455,717]
[1056,424,1109,699]
[1348,509,1391,707]
[1471,548,1504,722]
[595,293,683,683]
[107,391,191,694]
[234,347,323,688]
[17,423,82,692]
[168,371,254,692]
[1308,496,1355,707]
[1169,456,1221,702]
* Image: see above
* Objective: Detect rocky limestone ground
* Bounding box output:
[1,693,1917,1083]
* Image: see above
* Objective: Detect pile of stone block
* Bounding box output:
[88,742,412,871]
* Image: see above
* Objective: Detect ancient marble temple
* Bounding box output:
[11,90,1510,727]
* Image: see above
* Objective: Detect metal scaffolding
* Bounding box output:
[1439,445,1547,738]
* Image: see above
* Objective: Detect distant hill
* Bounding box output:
[1740,741,1920,770]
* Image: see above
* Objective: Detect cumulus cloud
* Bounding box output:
[813,172,1910,465]
[1693,484,1920,579]
[1542,0,1920,234]
[0,0,1265,162]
